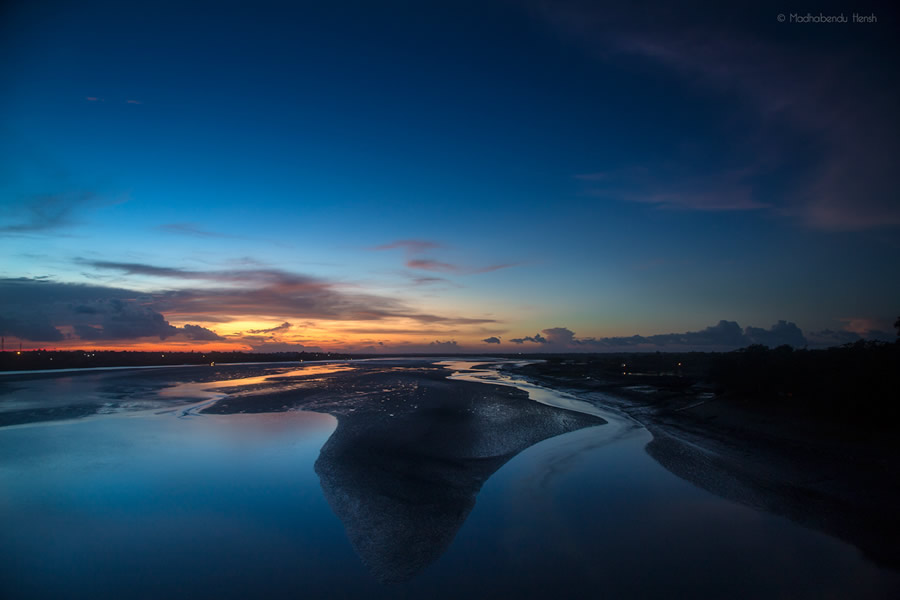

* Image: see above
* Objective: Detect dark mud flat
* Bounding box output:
[203,361,605,582]
[504,361,900,571]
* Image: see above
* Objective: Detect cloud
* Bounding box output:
[428,340,459,349]
[0,315,65,342]
[342,328,461,335]
[80,260,215,280]
[580,167,770,212]
[182,324,226,341]
[506,320,896,351]
[469,263,519,274]
[406,258,458,272]
[806,329,862,347]
[247,322,292,334]
[69,300,180,340]
[0,192,93,234]
[245,341,323,353]
[807,326,894,346]
[744,320,806,348]
[158,223,236,238]
[541,327,576,345]
[509,333,548,344]
[157,283,496,326]
[125,99,142,104]
[0,278,216,343]
[375,240,517,276]
[406,258,517,275]
[7,258,500,345]
[482,336,501,344]
[537,1,900,230]
[839,317,886,336]
[410,275,455,287]
[373,239,443,253]
[371,236,520,279]
[507,320,816,351]
[585,320,752,350]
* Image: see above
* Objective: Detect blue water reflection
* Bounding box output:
[0,362,897,599]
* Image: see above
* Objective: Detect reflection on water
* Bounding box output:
[162,363,355,399]
[1,360,898,599]
[312,374,603,582]
[440,360,610,418]
[159,363,357,416]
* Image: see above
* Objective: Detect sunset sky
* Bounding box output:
[2,1,898,353]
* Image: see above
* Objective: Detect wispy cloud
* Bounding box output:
[0,192,94,234]
[578,164,770,212]
[376,238,518,276]
[247,321,292,334]
[838,317,891,336]
[406,258,518,275]
[341,327,461,335]
[406,258,458,272]
[76,261,498,327]
[410,275,455,286]
[158,223,237,238]
[538,1,900,230]
[373,239,443,253]
[469,262,519,274]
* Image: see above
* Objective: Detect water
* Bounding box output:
[1,360,897,599]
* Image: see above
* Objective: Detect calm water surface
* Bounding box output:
[1,360,897,599]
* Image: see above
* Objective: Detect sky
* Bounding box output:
[2,0,898,353]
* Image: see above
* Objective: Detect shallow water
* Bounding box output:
[1,360,897,599]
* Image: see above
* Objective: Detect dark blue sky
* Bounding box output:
[2,0,898,351]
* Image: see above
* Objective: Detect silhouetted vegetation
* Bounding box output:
[708,341,900,422]
[507,341,900,426]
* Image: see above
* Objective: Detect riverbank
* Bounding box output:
[502,360,900,570]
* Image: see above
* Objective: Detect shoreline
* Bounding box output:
[501,362,900,570]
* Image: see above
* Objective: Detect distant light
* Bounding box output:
[677,362,682,366]
[16,351,21,355]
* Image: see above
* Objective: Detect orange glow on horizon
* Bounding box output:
[6,312,514,353]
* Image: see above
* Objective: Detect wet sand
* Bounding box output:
[203,360,606,582]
